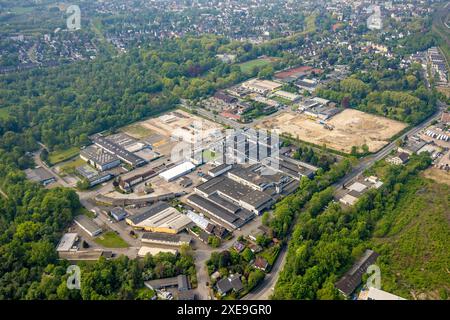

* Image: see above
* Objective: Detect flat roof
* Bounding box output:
[187,194,252,229]
[141,232,191,244]
[56,233,78,252]
[340,193,359,205]
[188,194,240,225]
[74,215,102,235]
[208,193,240,213]
[25,167,55,183]
[94,136,146,167]
[159,161,195,181]
[128,202,170,225]
[274,90,300,99]
[243,79,282,91]
[196,175,273,209]
[209,163,232,175]
[80,145,119,165]
[348,182,368,193]
[138,246,177,257]
[128,202,191,231]
[111,207,127,216]
[144,275,188,290]
[76,165,99,179]
[367,287,406,300]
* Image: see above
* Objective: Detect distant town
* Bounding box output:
[0,0,449,304]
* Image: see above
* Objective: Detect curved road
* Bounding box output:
[32,97,445,300]
[242,101,446,300]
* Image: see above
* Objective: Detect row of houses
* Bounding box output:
[427,47,448,85]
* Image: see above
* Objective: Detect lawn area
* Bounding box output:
[303,13,317,34]
[202,149,216,162]
[94,231,129,248]
[48,147,79,165]
[238,58,274,75]
[0,108,10,119]
[59,157,86,176]
[76,207,96,219]
[259,243,281,267]
[120,123,154,139]
[271,96,294,106]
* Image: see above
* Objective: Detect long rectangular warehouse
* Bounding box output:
[126,201,191,234]
[93,136,146,167]
[186,194,253,231]
[159,161,195,182]
[141,232,191,247]
[74,215,102,237]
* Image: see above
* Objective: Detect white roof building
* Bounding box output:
[126,202,192,234]
[348,181,368,193]
[138,246,177,257]
[273,90,301,101]
[312,97,330,105]
[56,233,79,252]
[339,193,359,206]
[360,287,406,300]
[159,161,196,182]
[186,210,210,230]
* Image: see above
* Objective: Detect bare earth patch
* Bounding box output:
[422,167,450,186]
[258,109,407,153]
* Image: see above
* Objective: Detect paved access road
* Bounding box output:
[241,102,446,301]
[33,147,140,257]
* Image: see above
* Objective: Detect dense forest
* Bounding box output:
[271,153,437,299]
[267,158,352,240]
[316,61,438,125]
[0,157,79,299]
[0,30,312,299]
[0,35,235,153]
[0,32,313,157]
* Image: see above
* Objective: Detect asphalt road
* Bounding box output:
[33,148,140,256]
[242,242,288,300]
[241,101,446,301]
[32,97,445,300]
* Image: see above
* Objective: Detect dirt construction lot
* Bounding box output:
[120,109,223,156]
[259,109,407,153]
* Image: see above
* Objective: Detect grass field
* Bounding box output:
[120,123,155,139]
[76,207,96,219]
[303,13,317,34]
[48,147,79,165]
[237,57,276,74]
[371,177,450,300]
[59,157,85,175]
[94,231,129,248]
[0,108,10,119]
